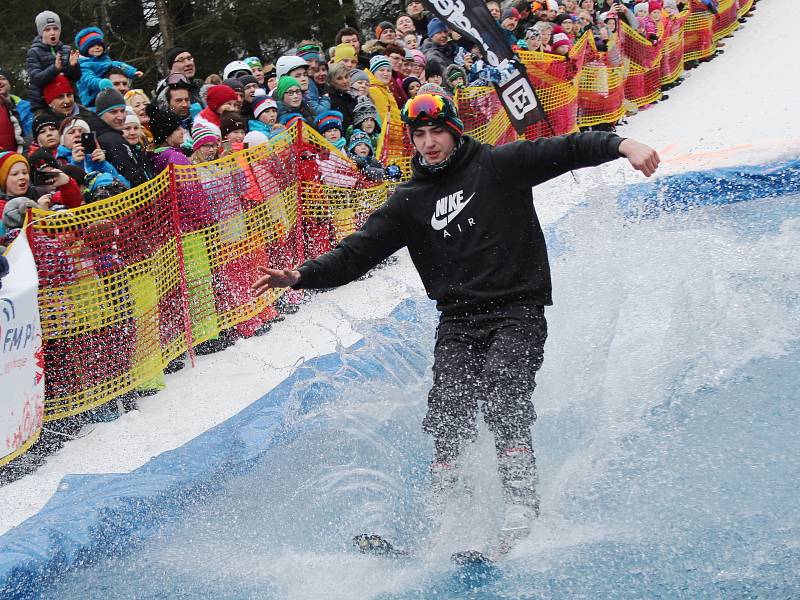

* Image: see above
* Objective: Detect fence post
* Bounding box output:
[168,163,196,368]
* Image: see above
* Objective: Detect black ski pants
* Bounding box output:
[422,302,548,464]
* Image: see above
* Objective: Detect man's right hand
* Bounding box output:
[250,266,301,296]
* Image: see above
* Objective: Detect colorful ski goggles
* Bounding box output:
[401,93,464,137]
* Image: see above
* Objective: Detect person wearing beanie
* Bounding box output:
[0,152,32,216]
[278,112,305,130]
[26,148,83,209]
[73,27,142,107]
[325,62,358,131]
[402,76,422,99]
[26,11,82,111]
[346,128,387,182]
[55,115,129,185]
[39,74,94,126]
[404,0,431,38]
[424,63,444,86]
[32,114,60,155]
[192,84,239,136]
[550,32,573,56]
[122,107,144,147]
[375,21,398,44]
[156,47,205,109]
[420,19,459,72]
[349,96,382,147]
[500,8,521,45]
[349,70,371,98]
[274,76,316,125]
[190,124,221,164]
[243,57,266,87]
[333,43,358,70]
[89,86,153,187]
[366,55,398,125]
[444,66,467,92]
[252,93,660,545]
[248,93,284,138]
[146,103,190,174]
[219,112,247,144]
[314,110,346,150]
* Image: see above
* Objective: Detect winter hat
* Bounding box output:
[424,62,444,80]
[238,74,259,88]
[369,55,392,74]
[75,27,105,56]
[551,32,572,50]
[95,87,126,116]
[663,0,678,10]
[411,49,426,66]
[352,97,382,133]
[634,2,650,15]
[191,124,220,151]
[243,131,269,147]
[0,68,13,83]
[206,84,239,112]
[417,82,451,98]
[165,47,190,70]
[146,103,184,144]
[252,95,278,119]
[402,76,421,96]
[2,197,38,229]
[349,69,369,88]
[33,114,58,137]
[278,112,305,128]
[220,112,247,138]
[59,117,90,145]
[446,65,466,84]
[35,11,61,36]
[427,18,448,38]
[264,68,277,84]
[222,78,244,94]
[347,129,374,156]
[0,152,28,190]
[28,149,60,172]
[296,43,322,64]
[333,43,357,63]
[42,74,74,106]
[502,7,521,21]
[275,76,302,102]
[244,56,263,70]
[401,92,463,139]
[314,110,344,135]
[649,0,664,11]
[124,106,140,126]
[375,21,395,39]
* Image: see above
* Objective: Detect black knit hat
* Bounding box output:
[33,114,59,137]
[28,149,60,172]
[220,112,247,138]
[237,74,258,87]
[146,103,184,144]
[222,78,244,93]
[165,47,190,70]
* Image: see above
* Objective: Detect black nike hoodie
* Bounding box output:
[294,132,624,314]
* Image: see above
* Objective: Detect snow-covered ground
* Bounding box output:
[1,0,796,536]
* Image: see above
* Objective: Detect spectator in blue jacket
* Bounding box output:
[74,27,142,107]
[56,116,130,187]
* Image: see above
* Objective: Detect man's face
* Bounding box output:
[109,73,130,94]
[288,67,309,92]
[102,107,126,130]
[432,30,449,45]
[243,82,259,102]
[48,92,75,116]
[379,28,397,44]
[0,76,12,97]
[396,15,415,34]
[411,125,455,165]
[341,34,361,54]
[171,52,196,78]
[502,17,518,31]
[168,88,191,116]
[42,25,60,46]
[37,125,59,149]
[406,0,424,17]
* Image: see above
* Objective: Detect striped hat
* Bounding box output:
[314,110,344,134]
[190,124,220,151]
[369,55,391,74]
[0,152,29,189]
[252,95,278,120]
[279,113,305,128]
[75,27,105,56]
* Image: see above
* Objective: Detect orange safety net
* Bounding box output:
[22,0,753,424]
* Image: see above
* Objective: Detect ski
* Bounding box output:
[450,527,529,566]
[353,534,411,559]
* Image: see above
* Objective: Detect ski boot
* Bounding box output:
[497,447,539,537]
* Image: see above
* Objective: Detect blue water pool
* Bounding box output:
[5,185,800,599]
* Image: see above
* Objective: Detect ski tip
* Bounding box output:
[451,549,493,566]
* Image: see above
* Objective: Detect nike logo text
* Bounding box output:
[430,190,476,230]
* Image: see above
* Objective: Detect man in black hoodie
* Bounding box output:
[251,93,659,538]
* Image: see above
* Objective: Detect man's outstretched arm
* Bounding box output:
[251,198,407,296]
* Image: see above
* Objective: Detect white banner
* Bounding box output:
[1,234,45,464]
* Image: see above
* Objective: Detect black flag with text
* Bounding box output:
[420,0,547,133]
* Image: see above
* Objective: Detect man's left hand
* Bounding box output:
[619,139,660,177]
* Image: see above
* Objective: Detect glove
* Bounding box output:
[385,164,402,180]
[354,156,369,168]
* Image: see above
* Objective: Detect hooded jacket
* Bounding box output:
[88,114,153,188]
[26,37,82,110]
[420,37,460,71]
[76,54,138,106]
[292,132,625,314]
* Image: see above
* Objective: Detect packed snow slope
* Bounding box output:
[0,0,797,537]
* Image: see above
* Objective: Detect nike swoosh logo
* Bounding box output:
[430,192,476,231]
